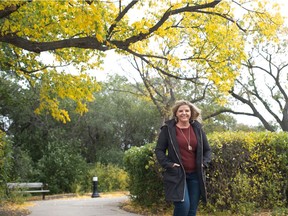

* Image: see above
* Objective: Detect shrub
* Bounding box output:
[9,148,35,181]
[207,131,288,212]
[36,140,88,194]
[85,162,128,192]
[0,132,13,203]
[96,147,125,167]
[123,143,166,209]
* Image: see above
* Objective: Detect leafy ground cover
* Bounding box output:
[0,202,31,216]
[121,201,288,216]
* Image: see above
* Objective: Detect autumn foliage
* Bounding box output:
[0,0,284,122]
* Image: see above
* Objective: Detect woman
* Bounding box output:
[155,100,211,216]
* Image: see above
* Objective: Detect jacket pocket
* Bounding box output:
[163,167,180,184]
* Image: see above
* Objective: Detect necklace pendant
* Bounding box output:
[188,145,193,151]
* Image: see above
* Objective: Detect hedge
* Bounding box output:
[123,131,288,214]
[123,143,166,208]
[207,131,288,213]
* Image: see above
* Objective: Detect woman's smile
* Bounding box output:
[176,105,191,123]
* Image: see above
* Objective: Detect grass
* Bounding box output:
[121,200,288,216]
[0,202,32,216]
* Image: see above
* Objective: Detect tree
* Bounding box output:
[127,55,212,122]
[231,36,288,131]
[227,28,288,131]
[0,0,283,122]
[93,75,161,149]
[122,55,250,134]
[1,72,161,162]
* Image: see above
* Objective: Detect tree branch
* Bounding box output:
[112,1,223,47]
[229,89,275,131]
[245,59,283,125]
[126,48,199,81]
[107,0,139,40]
[203,108,255,120]
[0,3,26,19]
[0,34,109,53]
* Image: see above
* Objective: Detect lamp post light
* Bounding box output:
[91,176,100,198]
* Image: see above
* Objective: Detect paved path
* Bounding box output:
[28,196,141,216]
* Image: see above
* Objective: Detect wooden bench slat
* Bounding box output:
[21,190,50,193]
[7,183,44,188]
[7,182,49,200]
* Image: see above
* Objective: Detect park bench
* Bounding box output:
[7,182,50,200]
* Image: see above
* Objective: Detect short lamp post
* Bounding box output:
[91,176,100,198]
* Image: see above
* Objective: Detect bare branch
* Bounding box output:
[203,108,255,120]
[126,48,199,82]
[132,59,166,116]
[197,10,247,32]
[244,59,284,125]
[191,83,209,103]
[229,89,275,131]
[107,0,139,39]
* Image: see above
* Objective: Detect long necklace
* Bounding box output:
[179,126,192,151]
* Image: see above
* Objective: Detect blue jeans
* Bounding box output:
[173,172,201,216]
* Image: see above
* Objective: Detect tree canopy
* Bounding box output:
[0,0,284,122]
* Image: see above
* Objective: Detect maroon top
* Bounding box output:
[176,125,197,173]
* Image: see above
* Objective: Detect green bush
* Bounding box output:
[85,162,128,192]
[10,148,35,182]
[123,132,288,213]
[123,143,166,209]
[0,131,13,203]
[36,140,88,194]
[96,147,125,167]
[207,131,288,213]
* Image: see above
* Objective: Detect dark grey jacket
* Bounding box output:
[155,119,211,203]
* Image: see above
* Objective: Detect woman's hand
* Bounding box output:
[172,163,180,167]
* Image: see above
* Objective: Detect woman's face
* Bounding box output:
[176,105,191,123]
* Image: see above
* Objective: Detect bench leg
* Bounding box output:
[42,193,45,200]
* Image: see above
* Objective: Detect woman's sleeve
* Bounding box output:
[202,130,212,168]
[155,126,173,169]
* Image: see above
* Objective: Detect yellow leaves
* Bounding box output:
[95,34,104,43]
[35,70,101,123]
[187,14,245,93]
[131,18,154,36]
[1,0,115,41]
[139,95,152,103]
[1,0,286,119]
[0,19,10,36]
[35,98,71,123]
[166,54,181,68]
[129,40,149,54]
[240,1,284,44]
